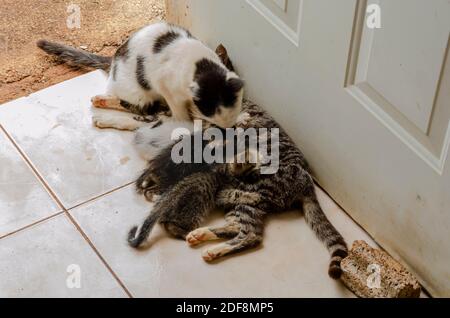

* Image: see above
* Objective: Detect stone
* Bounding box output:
[341,240,421,298]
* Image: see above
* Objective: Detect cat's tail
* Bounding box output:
[36,40,112,71]
[302,195,348,279]
[128,209,162,248]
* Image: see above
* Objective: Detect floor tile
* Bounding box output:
[0,71,146,208]
[0,129,61,237]
[71,184,377,298]
[0,214,127,298]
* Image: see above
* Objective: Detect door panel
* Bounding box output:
[347,0,450,169]
[353,0,450,134]
[166,0,450,296]
[247,0,303,46]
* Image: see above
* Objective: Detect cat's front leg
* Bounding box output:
[91,95,129,112]
[92,112,147,131]
[164,95,192,122]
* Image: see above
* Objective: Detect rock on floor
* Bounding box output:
[341,240,421,298]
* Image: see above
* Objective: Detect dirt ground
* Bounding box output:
[0,0,165,104]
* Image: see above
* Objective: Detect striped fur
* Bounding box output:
[37,40,112,70]
[133,100,348,279]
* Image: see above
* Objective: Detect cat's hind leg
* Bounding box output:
[199,205,265,262]
[202,205,265,261]
[186,211,240,246]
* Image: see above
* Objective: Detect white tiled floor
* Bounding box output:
[0,130,61,237]
[0,70,378,298]
[0,71,146,209]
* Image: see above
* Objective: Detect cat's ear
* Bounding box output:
[227,77,244,92]
[189,82,200,98]
[216,44,235,72]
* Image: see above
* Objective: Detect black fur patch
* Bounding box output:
[120,100,133,110]
[115,39,129,59]
[193,58,244,117]
[141,100,169,116]
[151,120,163,129]
[329,260,341,267]
[153,31,181,54]
[331,248,348,259]
[328,266,342,280]
[136,56,151,90]
[167,23,194,38]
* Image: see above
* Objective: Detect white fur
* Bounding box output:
[92,112,146,131]
[134,121,194,161]
[106,22,241,126]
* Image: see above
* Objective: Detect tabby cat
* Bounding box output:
[128,100,348,279]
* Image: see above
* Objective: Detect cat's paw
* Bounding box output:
[202,243,232,262]
[186,228,218,246]
[92,114,112,129]
[136,178,155,191]
[236,112,251,127]
[91,95,121,109]
[92,113,141,131]
[143,188,160,202]
[136,170,159,195]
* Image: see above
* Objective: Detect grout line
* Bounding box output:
[67,181,135,211]
[0,124,134,298]
[64,212,134,298]
[0,124,67,212]
[0,211,65,240]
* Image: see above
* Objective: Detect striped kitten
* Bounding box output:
[129,100,348,279]
[37,22,244,129]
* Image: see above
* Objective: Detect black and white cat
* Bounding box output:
[37,22,244,129]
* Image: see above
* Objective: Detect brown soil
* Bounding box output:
[0,0,165,105]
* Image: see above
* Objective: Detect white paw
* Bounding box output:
[91,95,120,109]
[92,114,110,128]
[202,249,216,262]
[201,243,232,262]
[236,112,251,126]
[186,228,218,246]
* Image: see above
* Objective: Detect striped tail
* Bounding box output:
[37,40,112,71]
[302,196,348,279]
[128,209,162,248]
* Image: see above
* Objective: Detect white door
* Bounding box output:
[166,0,450,297]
